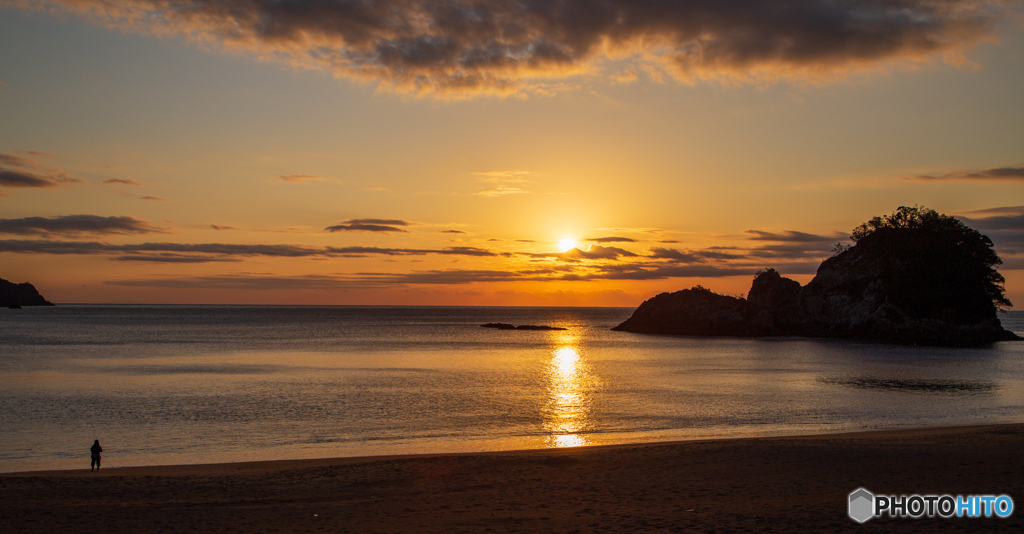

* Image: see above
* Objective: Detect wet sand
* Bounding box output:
[2,424,1023,533]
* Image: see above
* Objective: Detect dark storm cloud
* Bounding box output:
[0,215,164,236]
[586,236,637,243]
[30,0,1000,96]
[325,218,412,233]
[908,166,1024,182]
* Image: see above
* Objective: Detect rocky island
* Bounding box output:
[481,323,568,331]
[613,207,1019,346]
[0,277,55,308]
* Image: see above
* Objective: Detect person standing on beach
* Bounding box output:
[90,440,102,471]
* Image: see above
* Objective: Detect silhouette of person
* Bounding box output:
[90,440,102,472]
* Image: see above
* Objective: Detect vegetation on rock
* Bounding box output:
[614,207,1017,345]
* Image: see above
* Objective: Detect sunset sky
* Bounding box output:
[1,0,1023,307]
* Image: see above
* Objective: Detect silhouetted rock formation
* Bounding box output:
[0,278,54,307]
[481,323,567,331]
[609,287,776,336]
[614,207,1019,346]
[746,268,804,332]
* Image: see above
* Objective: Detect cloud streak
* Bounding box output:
[0,215,164,236]
[586,236,637,243]
[648,247,743,262]
[474,185,530,197]
[0,154,30,167]
[101,260,807,290]
[956,206,1024,260]
[473,170,534,196]
[278,174,336,183]
[906,166,1024,182]
[102,178,144,186]
[526,244,638,261]
[744,230,842,243]
[0,239,499,261]
[325,218,412,233]
[0,168,82,188]
[0,151,85,190]
[20,0,1001,97]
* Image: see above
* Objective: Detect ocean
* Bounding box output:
[3,305,1024,473]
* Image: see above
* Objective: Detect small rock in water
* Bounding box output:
[480,323,567,331]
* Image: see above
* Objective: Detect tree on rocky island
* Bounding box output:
[837,205,1009,318]
[614,206,1017,345]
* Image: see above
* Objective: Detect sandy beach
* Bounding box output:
[2,424,1022,533]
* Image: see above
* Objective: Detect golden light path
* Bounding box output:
[543,330,599,448]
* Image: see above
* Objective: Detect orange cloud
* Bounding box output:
[19,0,1002,97]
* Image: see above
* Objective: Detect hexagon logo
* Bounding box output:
[849,488,874,523]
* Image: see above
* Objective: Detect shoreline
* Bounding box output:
[4,421,1022,478]
[4,422,1023,532]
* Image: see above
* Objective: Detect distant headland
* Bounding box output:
[614,206,1019,346]
[0,278,54,308]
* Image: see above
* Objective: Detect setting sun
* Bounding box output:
[558,238,578,252]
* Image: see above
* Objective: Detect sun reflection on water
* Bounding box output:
[543,336,598,448]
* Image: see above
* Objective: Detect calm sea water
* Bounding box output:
[2,305,1024,473]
